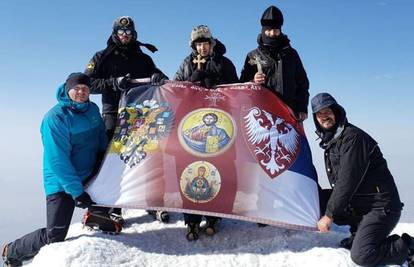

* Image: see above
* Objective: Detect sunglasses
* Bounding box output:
[117,29,132,36]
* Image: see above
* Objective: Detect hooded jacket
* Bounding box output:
[240,34,309,113]
[41,85,107,198]
[85,34,165,115]
[173,39,238,86]
[311,93,402,218]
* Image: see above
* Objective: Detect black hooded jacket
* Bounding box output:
[240,34,309,113]
[85,35,165,115]
[173,39,238,86]
[312,95,402,218]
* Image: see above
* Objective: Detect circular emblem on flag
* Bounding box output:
[180,161,221,203]
[178,108,236,157]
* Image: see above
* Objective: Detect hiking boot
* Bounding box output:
[204,218,220,236]
[109,213,125,227]
[147,210,169,223]
[186,222,200,241]
[339,234,355,250]
[83,210,122,234]
[2,243,23,267]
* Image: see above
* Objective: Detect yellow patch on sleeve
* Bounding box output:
[87,62,95,70]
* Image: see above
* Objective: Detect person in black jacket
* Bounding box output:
[174,25,238,88]
[85,16,167,139]
[174,25,238,241]
[83,16,169,231]
[240,5,309,121]
[312,92,414,267]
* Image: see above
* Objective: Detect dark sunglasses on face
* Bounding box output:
[117,29,132,35]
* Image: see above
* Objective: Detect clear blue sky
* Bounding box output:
[0,0,413,243]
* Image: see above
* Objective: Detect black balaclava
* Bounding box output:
[260,6,284,48]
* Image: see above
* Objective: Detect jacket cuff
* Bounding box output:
[325,209,334,219]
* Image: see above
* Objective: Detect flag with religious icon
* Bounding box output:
[86,81,320,231]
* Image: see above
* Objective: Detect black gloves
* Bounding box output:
[189,70,218,88]
[204,76,217,89]
[114,73,132,91]
[75,192,95,209]
[190,70,207,83]
[150,73,168,85]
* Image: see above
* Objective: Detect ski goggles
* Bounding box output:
[117,29,132,35]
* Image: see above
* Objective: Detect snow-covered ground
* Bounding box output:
[28,210,413,267]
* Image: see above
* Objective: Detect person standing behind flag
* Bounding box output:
[173,25,238,241]
[2,73,107,266]
[312,93,414,267]
[174,25,238,88]
[240,5,309,121]
[84,16,169,229]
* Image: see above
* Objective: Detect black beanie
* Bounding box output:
[65,72,91,92]
[260,5,284,29]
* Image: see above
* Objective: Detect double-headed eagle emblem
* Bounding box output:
[244,107,300,177]
[117,99,173,168]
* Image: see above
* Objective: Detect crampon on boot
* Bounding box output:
[83,210,122,235]
[109,213,125,227]
[2,243,22,267]
[186,222,200,241]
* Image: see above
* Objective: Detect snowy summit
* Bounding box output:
[29,210,413,267]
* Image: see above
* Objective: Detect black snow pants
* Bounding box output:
[6,192,75,263]
[319,188,409,266]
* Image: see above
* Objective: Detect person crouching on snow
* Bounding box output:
[312,92,414,267]
[2,73,107,266]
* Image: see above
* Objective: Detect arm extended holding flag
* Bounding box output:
[131,72,169,85]
[116,73,169,92]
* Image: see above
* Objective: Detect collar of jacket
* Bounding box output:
[257,33,290,55]
[318,121,347,149]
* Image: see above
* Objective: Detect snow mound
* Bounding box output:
[29,210,413,267]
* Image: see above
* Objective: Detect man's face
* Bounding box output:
[117,28,133,44]
[68,84,90,103]
[264,28,281,38]
[203,115,216,126]
[316,107,336,130]
[195,41,211,57]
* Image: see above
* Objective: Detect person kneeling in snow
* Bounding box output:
[2,73,107,266]
[312,93,414,267]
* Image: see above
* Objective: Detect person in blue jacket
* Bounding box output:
[2,73,107,266]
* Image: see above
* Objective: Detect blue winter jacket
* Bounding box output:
[41,84,107,198]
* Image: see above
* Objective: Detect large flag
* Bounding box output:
[86,81,319,231]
